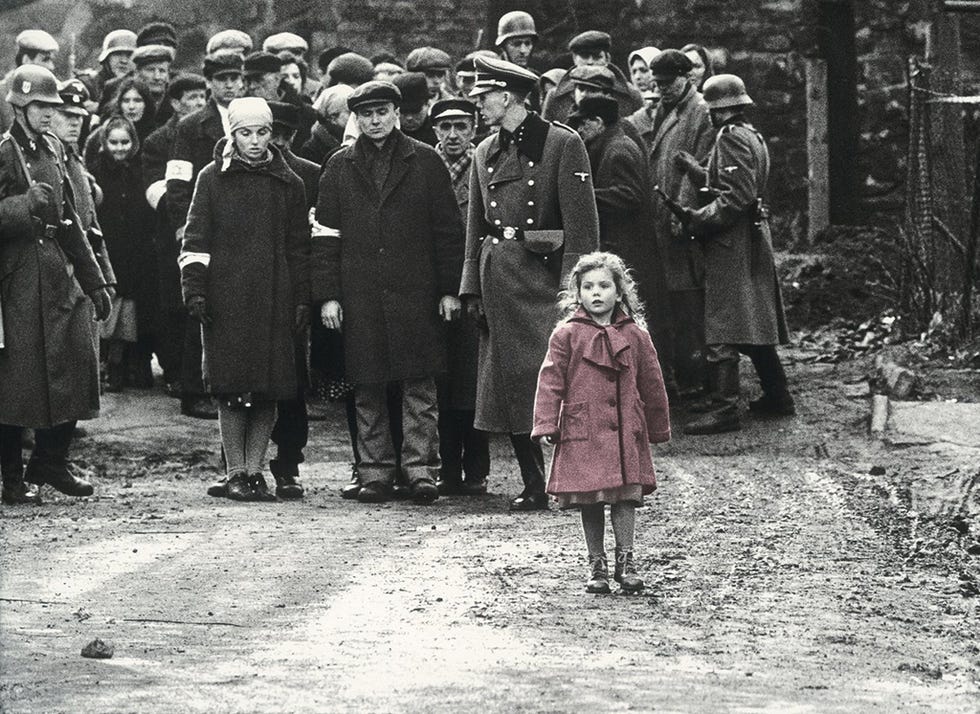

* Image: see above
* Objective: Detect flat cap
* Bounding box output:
[262,32,308,55]
[243,51,282,77]
[568,65,615,92]
[98,30,137,63]
[206,30,253,56]
[568,31,611,55]
[392,72,429,112]
[540,68,565,88]
[347,80,401,112]
[168,72,207,99]
[203,51,244,79]
[57,78,90,116]
[469,55,538,97]
[328,52,375,87]
[568,94,619,125]
[137,22,177,49]
[15,30,59,54]
[268,100,300,130]
[132,44,175,67]
[649,49,693,80]
[405,47,452,72]
[431,98,477,122]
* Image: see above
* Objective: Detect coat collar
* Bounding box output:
[212,137,295,183]
[346,129,416,203]
[488,111,549,165]
[649,84,698,156]
[568,306,634,371]
[584,123,624,170]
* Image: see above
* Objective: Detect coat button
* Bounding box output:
[492,238,499,244]
[488,167,494,173]
[607,375,615,383]
[526,219,533,225]
[527,179,534,186]
[528,200,534,206]
[490,201,497,207]
[528,161,534,167]
[494,219,501,225]
[610,424,619,431]
[609,398,616,406]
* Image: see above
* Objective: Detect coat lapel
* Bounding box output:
[379,133,414,204]
[487,146,524,187]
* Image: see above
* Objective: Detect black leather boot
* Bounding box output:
[586,554,611,594]
[25,459,93,497]
[684,359,741,435]
[509,434,548,511]
[249,473,277,502]
[614,548,644,593]
[747,347,796,416]
[340,463,361,499]
[270,459,304,499]
[225,471,253,501]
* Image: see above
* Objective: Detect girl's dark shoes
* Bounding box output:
[509,490,548,512]
[614,548,644,593]
[586,554,611,594]
[249,473,277,502]
[225,471,253,501]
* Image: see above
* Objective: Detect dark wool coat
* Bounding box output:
[532,308,670,495]
[459,114,600,433]
[180,142,310,398]
[312,130,464,385]
[541,64,644,123]
[63,144,116,288]
[0,126,107,427]
[167,100,225,231]
[142,114,181,313]
[647,85,714,292]
[299,121,341,166]
[688,121,789,346]
[90,152,157,310]
[585,122,669,342]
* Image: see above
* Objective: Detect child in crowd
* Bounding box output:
[532,252,671,594]
[179,97,310,502]
[89,115,154,391]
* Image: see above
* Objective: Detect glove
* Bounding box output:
[88,287,111,322]
[186,295,212,326]
[27,183,55,219]
[673,151,699,174]
[295,304,311,334]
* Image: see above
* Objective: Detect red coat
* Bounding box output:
[532,308,670,495]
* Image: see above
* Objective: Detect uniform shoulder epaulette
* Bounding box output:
[549,120,576,134]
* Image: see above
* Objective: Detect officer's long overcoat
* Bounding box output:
[459,114,600,433]
[688,121,789,346]
[313,130,464,385]
[0,125,106,427]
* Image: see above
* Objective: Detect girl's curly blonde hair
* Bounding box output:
[557,251,647,330]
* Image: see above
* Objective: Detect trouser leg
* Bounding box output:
[345,394,360,464]
[243,402,278,473]
[742,345,792,401]
[668,289,706,393]
[580,504,606,558]
[400,377,440,485]
[180,319,206,398]
[508,433,545,494]
[271,397,308,470]
[0,424,25,481]
[218,405,248,474]
[354,382,398,486]
[461,412,490,482]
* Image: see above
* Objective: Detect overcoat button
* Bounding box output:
[488,167,494,173]
[611,424,619,431]
[527,179,534,186]
[528,161,534,167]
[490,201,497,207]
[526,219,533,225]
[492,238,499,244]
[494,219,501,225]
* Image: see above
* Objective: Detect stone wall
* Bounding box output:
[2,0,969,247]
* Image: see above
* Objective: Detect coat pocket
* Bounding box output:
[558,401,590,441]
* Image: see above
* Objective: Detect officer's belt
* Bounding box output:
[482,226,526,242]
[482,226,564,254]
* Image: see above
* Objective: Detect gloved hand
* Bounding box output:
[186,295,212,326]
[673,151,700,175]
[88,287,112,322]
[27,183,55,219]
[295,304,311,334]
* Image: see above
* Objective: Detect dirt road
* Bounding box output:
[1,356,978,713]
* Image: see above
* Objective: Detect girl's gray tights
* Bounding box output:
[581,502,636,558]
[218,401,278,474]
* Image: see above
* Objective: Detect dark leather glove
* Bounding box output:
[295,304,311,334]
[186,295,212,326]
[88,287,111,322]
[27,183,55,219]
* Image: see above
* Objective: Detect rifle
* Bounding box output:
[653,185,697,241]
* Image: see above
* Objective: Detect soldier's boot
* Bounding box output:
[25,459,93,497]
[270,459,304,499]
[340,463,361,499]
[748,348,796,416]
[683,359,741,435]
[586,553,611,594]
[614,548,644,593]
[509,434,548,512]
[1,454,40,506]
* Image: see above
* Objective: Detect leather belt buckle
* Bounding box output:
[503,226,517,240]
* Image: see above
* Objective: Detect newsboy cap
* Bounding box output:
[262,32,308,56]
[405,47,452,72]
[469,55,538,97]
[136,22,177,49]
[347,80,401,112]
[203,51,244,79]
[392,72,429,113]
[168,73,207,99]
[649,49,694,81]
[206,30,253,56]
[243,51,282,77]
[328,52,375,87]
[15,30,59,54]
[132,44,175,67]
[430,98,477,122]
[568,65,615,92]
[568,31,611,55]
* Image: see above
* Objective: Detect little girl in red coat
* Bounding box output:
[532,252,671,594]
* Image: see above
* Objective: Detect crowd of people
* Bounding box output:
[0,12,795,593]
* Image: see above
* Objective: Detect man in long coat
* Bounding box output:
[313,81,464,505]
[646,49,714,398]
[459,56,599,511]
[673,75,793,435]
[0,66,111,504]
[167,51,243,419]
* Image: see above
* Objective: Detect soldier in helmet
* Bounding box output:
[495,11,539,110]
[0,30,60,133]
[77,29,137,110]
[0,65,112,505]
[672,74,794,434]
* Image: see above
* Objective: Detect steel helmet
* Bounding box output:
[495,11,538,46]
[98,29,137,63]
[702,74,753,110]
[5,64,63,107]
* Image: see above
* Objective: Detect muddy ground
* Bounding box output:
[1,349,979,713]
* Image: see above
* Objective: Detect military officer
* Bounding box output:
[0,65,111,504]
[460,56,600,511]
[672,74,794,435]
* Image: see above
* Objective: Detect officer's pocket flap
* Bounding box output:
[523,229,563,255]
